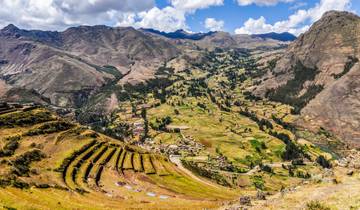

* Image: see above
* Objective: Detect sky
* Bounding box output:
[0,0,358,36]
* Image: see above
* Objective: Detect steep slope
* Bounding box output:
[255,11,360,146]
[0,25,179,108]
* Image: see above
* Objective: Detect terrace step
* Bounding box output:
[63,142,100,190]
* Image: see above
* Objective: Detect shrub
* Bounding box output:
[291,158,305,166]
[252,175,265,190]
[316,155,332,169]
[306,200,330,210]
[11,179,30,189]
[260,164,273,173]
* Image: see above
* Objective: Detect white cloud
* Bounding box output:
[237,0,294,6]
[0,0,155,30]
[204,18,224,31]
[170,0,224,11]
[0,0,225,32]
[117,0,225,32]
[235,16,271,34]
[127,7,187,32]
[289,2,307,10]
[53,0,154,14]
[235,0,352,35]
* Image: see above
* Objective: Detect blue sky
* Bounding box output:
[182,0,317,32]
[150,0,359,35]
[0,0,358,35]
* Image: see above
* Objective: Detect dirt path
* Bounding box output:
[169,155,221,189]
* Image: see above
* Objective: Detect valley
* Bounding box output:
[0,10,359,210]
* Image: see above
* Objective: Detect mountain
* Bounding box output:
[254,11,360,146]
[252,32,297,42]
[0,24,179,108]
[142,28,215,40]
[0,24,292,109]
[143,29,292,50]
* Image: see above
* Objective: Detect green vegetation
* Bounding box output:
[251,175,265,190]
[0,136,21,157]
[332,56,359,79]
[25,121,74,136]
[306,200,331,210]
[0,109,53,127]
[266,61,322,113]
[11,149,46,177]
[0,48,338,209]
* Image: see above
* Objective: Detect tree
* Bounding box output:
[141,108,149,142]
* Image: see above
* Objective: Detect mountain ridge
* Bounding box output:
[254,10,360,146]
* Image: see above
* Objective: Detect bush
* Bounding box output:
[306,200,330,210]
[260,164,273,173]
[252,175,265,190]
[316,155,332,169]
[291,158,305,166]
[11,179,30,189]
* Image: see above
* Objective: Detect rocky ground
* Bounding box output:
[221,151,360,210]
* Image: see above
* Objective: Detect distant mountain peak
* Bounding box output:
[142,28,215,40]
[251,32,297,42]
[1,24,20,33]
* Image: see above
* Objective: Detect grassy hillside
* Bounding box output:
[0,105,241,210]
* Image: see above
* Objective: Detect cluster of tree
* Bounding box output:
[288,166,311,179]
[140,108,149,142]
[11,149,46,177]
[271,115,295,132]
[332,56,359,79]
[150,116,172,131]
[265,61,322,114]
[316,155,332,168]
[239,108,273,131]
[243,91,262,101]
[0,110,53,128]
[0,135,21,157]
[187,79,208,97]
[25,121,74,136]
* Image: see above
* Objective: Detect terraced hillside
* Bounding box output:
[0,103,243,210]
[78,48,343,196]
